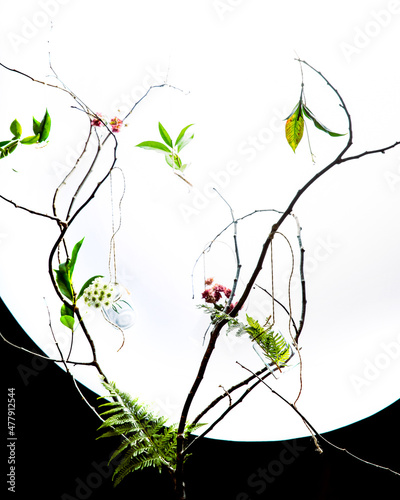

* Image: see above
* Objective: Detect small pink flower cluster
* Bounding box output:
[201,284,231,304]
[201,277,237,312]
[109,117,123,133]
[91,113,123,133]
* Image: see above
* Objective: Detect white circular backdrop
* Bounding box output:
[0,0,400,441]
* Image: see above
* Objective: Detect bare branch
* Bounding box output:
[0,193,65,225]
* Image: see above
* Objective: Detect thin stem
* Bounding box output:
[0,193,65,224]
[291,212,306,342]
[237,361,400,476]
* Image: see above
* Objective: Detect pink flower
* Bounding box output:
[201,283,232,304]
[91,113,104,127]
[109,117,123,133]
[205,277,214,286]
[213,284,231,298]
[201,288,221,304]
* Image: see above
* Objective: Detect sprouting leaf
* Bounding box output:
[302,105,346,137]
[10,119,22,139]
[32,109,51,143]
[158,122,173,148]
[165,152,184,171]
[136,140,172,153]
[39,109,51,142]
[137,123,194,185]
[285,103,304,153]
[177,134,194,153]
[32,117,41,135]
[175,124,194,151]
[69,237,84,277]
[20,134,40,145]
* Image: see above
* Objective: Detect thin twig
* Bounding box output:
[0,330,94,366]
[291,212,306,342]
[0,193,65,224]
[237,361,400,476]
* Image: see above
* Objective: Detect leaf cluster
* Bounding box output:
[136,122,194,173]
[97,381,203,486]
[285,91,345,153]
[0,109,51,160]
[198,305,290,369]
[54,237,102,330]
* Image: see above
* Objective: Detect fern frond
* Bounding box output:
[244,314,291,369]
[97,380,202,487]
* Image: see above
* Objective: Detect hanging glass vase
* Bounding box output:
[102,283,136,330]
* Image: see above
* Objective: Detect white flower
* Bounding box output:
[81,278,116,310]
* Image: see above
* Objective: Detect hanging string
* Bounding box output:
[108,166,126,284]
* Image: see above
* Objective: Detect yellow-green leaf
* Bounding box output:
[285,104,304,153]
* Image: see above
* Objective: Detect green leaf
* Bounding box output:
[54,238,84,302]
[61,303,74,317]
[77,274,103,300]
[32,117,41,135]
[54,268,74,301]
[175,124,194,149]
[38,109,51,142]
[20,134,40,145]
[60,303,75,330]
[302,105,346,137]
[0,141,19,159]
[177,134,194,153]
[285,103,304,153]
[244,314,290,368]
[0,140,11,148]
[173,154,183,170]
[10,119,22,139]
[69,237,84,277]
[158,122,173,148]
[32,109,51,142]
[60,315,75,330]
[136,141,172,153]
[164,153,174,169]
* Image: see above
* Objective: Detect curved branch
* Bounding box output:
[175,60,357,498]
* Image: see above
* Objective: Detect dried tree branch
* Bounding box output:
[175,59,400,498]
[0,193,65,225]
[237,361,400,476]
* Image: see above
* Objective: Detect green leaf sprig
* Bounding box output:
[136,122,194,185]
[54,237,103,330]
[198,304,291,371]
[0,109,51,160]
[285,87,346,154]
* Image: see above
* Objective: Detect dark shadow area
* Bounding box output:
[1,296,400,499]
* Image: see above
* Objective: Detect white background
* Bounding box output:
[1,0,400,440]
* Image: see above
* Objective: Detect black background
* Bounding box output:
[1,296,400,500]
